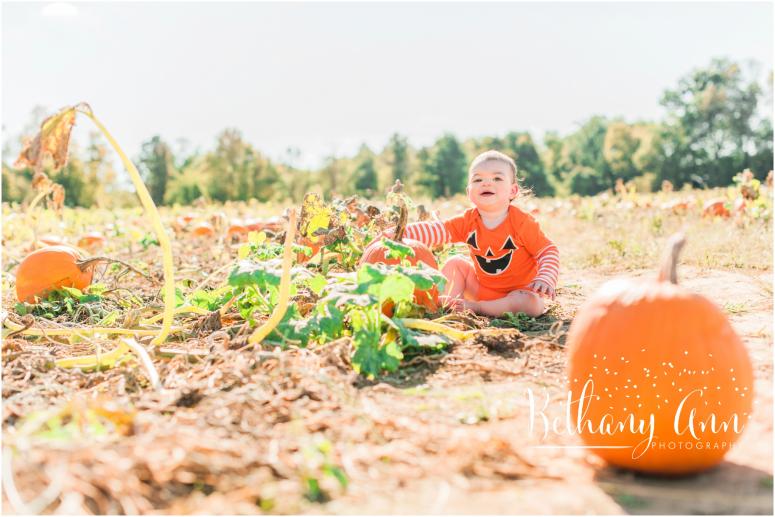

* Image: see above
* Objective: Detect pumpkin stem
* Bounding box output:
[394,195,408,242]
[77,257,158,284]
[387,180,408,242]
[657,233,687,284]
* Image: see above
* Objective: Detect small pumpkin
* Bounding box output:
[227,223,250,242]
[180,212,197,224]
[702,198,730,218]
[77,231,107,250]
[15,245,97,303]
[245,216,284,233]
[359,194,440,313]
[36,234,69,248]
[566,234,753,475]
[296,236,322,264]
[191,222,215,237]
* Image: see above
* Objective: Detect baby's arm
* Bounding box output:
[382,221,456,247]
[526,244,560,299]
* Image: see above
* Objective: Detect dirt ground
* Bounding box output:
[2,198,773,514]
[309,266,773,515]
[5,266,771,514]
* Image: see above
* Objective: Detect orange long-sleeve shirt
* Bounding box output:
[403,205,559,296]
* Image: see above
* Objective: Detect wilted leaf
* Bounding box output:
[31,171,53,191]
[48,183,66,211]
[15,106,77,172]
[299,193,333,240]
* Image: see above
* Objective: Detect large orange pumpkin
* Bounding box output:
[15,245,96,303]
[361,238,440,313]
[566,234,753,475]
[359,197,440,313]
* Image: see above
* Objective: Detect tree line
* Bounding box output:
[3,57,772,207]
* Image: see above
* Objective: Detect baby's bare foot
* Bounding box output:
[440,296,478,313]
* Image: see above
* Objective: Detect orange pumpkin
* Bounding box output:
[662,200,689,215]
[245,216,284,233]
[180,212,197,224]
[191,222,215,237]
[77,231,107,250]
[36,234,68,248]
[227,223,250,242]
[296,236,322,264]
[15,245,96,303]
[361,237,439,313]
[702,199,730,218]
[566,234,753,475]
[359,195,440,313]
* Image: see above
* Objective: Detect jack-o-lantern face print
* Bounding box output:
[466,231,518,276]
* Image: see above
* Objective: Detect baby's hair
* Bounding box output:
[468,149,531,200]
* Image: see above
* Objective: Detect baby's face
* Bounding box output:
[466,160,518,210]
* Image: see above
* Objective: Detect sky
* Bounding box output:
[2,1,773,169]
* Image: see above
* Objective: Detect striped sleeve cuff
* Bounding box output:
[534,245,559,289]
[403,221,451,247]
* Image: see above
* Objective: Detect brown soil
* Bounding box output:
[2,266,771,514]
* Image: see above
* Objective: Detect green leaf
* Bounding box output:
[60,286,84,298]
[382,238,414,260]
[85,283,108,295]
[324,465,349,488]
[95,310,120,327]
[139,234,159,249]
[228,259,282,289]
[310,302,345,342]
[321,291,377,309]
[350,309,402,378]
[268,301,346,347]
[248,230,266,245]
[356,263,387,287]
[398,263,446,293]
[305,273,327,296]
[375,273,414,305]
[190,286,235,311]
[267,305,310,345]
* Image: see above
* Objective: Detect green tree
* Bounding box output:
[417,134,467,198]
[560,116,611,195]
[320,155,344,200]
[502,132,553,196]
[386,133,409,185]
[49,148,98,207]
[353,144,378,194]
[656,58,769,186]
[138,135,174,205]
[203,129,277,202]
[602,121,646,186]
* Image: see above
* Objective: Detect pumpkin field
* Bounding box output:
[2,157,772,514]
[0,100,769,515]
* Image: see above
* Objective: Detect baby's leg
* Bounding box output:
[475,289,545,318]
[439,256,480,310]
[440,255,479,300]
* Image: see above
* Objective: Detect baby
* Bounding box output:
[389,150,559,318]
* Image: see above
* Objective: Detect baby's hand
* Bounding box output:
[527,280,556,300]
